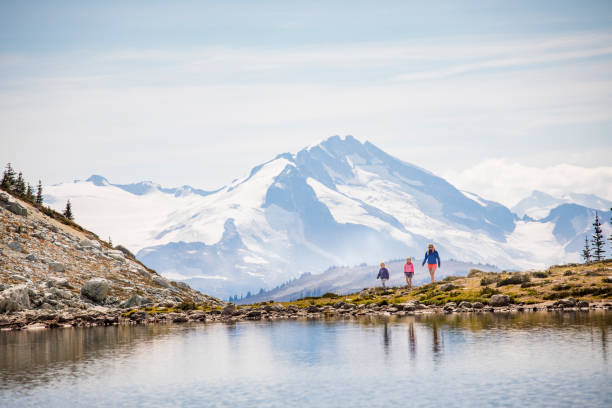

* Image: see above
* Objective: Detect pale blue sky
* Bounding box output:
[1,1,612,205]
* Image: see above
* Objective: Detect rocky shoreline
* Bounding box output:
[2,298,611,331]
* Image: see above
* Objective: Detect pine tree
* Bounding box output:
[35,180,43,205]
[591,212,606,261]
[1,163,16,190]
[25,183,34,202]
[108,236,113,246]
[15,172,26,196]
[63,200,73,220]
[582,236,592,263]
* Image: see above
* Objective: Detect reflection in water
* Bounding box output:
[431,320,442,360]
[0,312,610,407]
[382,322,391,355]
[408,321,416,360]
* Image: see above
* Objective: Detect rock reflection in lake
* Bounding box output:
[1,311,610,407]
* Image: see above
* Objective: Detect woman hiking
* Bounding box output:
[422,244,440,283]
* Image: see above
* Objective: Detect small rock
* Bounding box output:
[106,250,125,262]
[8,241,23,252]
[333,301,345,309]
[576,300,589,308]
[46,277,71,288]
[48,263,65,273]
[81,278,110,303]
[25,253,37,262]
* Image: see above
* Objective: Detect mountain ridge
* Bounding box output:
[43,135,612,299]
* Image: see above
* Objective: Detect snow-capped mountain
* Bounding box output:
[512,190,612,220]
[44,136,611,299]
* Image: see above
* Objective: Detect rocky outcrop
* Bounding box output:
[0,192,224,321]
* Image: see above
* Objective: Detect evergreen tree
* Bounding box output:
[25,183,34,202]
[15,172,26,196]
[108,236,113,246]
[582,236,592,263]
[35,180,43,205]
[1,163,16,190]
[63,200,73,220]
[591,212,606,261]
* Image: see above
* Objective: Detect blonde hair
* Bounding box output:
[428,243,435,253]
[406,257,411,262]
[380,262,385,268]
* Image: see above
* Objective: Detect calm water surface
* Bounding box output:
[1,311,610,407]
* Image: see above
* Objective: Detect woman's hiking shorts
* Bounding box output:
[427,264,437,272]
[404,272,414,278]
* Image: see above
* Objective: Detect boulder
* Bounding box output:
[333,301,345,309]
[8,241,23,252]
[4,201,28,216]
[114,245,135,258]
[576,300,589,308]
[136,268,151,279]
[458,301,473,308]
[489,294,511,307]
[222,304,236,315]
[106,250,125,262]
[440,283,457,292]
[472,302,484,309]
[152,275,172,288]
[245,310,262,319]
[25,253,37,262]
[119,294,151,308]
[48,262,65,273]
[0,192,8,202]
[81,278,110,303]
[0,284,32,313]
[79,238,102,249]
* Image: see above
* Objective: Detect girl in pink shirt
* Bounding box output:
[404,257,415,289]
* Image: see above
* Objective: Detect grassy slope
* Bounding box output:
[248,260,612,309]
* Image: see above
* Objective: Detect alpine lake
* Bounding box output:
[1,310,610,407]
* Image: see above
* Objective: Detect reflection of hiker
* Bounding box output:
[422,244,441,283]
[404,257,415,289]
[377,262,389,288]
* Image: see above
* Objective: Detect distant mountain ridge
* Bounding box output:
[44,136,612,299]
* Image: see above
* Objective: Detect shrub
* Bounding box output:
[497,274,530,287]
[552,284,572,291]
[563,270,573,276]
[177,301,197,311]
[377,299,389,306]
[480,276,499,286]
[531,271,549,279]
[479,287,501,298]
[321,292,338,298]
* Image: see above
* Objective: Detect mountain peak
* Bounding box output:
[86,175,110,186]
